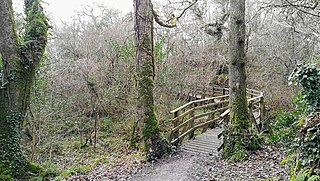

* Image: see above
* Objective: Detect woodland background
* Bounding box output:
[1,0,319,180]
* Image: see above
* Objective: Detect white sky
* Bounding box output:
[13,0,133,23]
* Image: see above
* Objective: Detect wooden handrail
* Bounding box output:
[168,86,265,145]
[170,94,229,114]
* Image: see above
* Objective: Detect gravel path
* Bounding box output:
[130,145,290,181]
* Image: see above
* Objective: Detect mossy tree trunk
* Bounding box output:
[223,0,259,161]
[0,0,48,178]
[134,0,169,160]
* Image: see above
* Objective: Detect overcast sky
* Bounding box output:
[13,0,133,23]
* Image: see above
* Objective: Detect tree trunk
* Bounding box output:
[223,0,259,161]
[134,0,169,160]
[0,0,48,178]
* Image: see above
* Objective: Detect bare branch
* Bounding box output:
[260,0,320,18]
[176,0,198,19]
[153,0,198,28]
[272,19,320,37]
[283,0,320,18]
[153,11,177,28]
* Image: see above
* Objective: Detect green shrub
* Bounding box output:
[39,162,59,178]
[283,61,320,179]
[28,162,43,174]
[289,62,320,111]
[269,61,319,146]
[0,164,13,181]
[292,114,320,170]
[268,95,303,145]
[292,170,320,181]
[61,165,91,177]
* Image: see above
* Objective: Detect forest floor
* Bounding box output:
[67,145,289,180]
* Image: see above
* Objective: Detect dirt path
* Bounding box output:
[129,152,202,181]
[67,145,289,180]
[129,145,289,181]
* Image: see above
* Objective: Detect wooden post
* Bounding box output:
[249,101,259,132]
[260,94,266,131]
[248,101,253,126]
[201,86,205,99]
[219,110,230,152]
[171,111,180,145]
[188,103,195,139]
[207,87,217,130]
[222,88,228,107]
[212,86,215,97]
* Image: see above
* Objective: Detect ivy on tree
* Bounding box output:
[0,0,49,179]
[289,61,320,176]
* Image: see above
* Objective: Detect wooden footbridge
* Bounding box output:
[167,87,265,155]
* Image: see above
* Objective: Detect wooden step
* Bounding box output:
[181,127,222,155]
[183,142,219,151]
[185,141,221,148]
[182,147,218,156]
[182,149,211,155]
[188,138,221,145]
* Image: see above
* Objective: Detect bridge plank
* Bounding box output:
[181,128,222,155]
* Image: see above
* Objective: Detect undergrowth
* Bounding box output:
[268,61,320,180]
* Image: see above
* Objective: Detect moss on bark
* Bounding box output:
[223,0,261,161]
[223,105,262,161]
[134,0,170,160]
[0,0,48,178]
[223,113,249,161]
[138,40,170,160]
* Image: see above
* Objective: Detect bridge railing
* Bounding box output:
[168,87,265,145]
[247,91,265,132]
